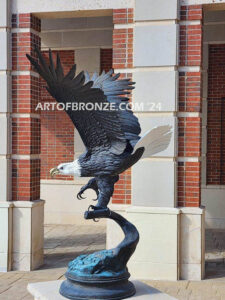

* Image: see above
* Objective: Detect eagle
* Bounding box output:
[26,48,172,214]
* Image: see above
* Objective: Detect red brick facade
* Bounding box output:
[178,5,203,207]
[111,8,134,205]
[100,49,113,73]
[40,51,75,180]
[12,6,205,207]
[207,44,225,184]
[12,14,41,201]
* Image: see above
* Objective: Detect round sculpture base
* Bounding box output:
[59,277,136,300]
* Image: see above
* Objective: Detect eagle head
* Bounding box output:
[50,160,81,177]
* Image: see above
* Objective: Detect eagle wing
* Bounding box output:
[26,48,141,154]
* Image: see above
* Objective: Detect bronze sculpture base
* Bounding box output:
[60,276,135,300]
[60,208,139,300]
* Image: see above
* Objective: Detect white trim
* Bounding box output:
[178,66,201,72]
[177,112,201,117]
[179,206,205,215]
[135,20,177,26]
[13,199,45,208]
[126,205,180,215]
[0,201,13,208]
[0,70,11,75]
[11,154,40,160]
[110,204,180,215]
[0,28,8,32]
[140,157,176,162]
[41,45,112,51]
[12,0,135,14]
[177,157,201,162]
[135,112,175,117]
[11,71,39,78]
[114,66,176,73]
[41,27,113,33]
[0,112,10,117]
[181,0,225,5]
[0,154,11,159]
[41,179,76,185]
[179,20,201,25]
[114,24,134,29]
[11,28,39,35]
[11,113,40,119]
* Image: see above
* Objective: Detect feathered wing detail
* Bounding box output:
[84,70,141,149]
[26,48,142,155]
[132,125,172,158]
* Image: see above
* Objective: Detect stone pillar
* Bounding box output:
[0,0,13,272]
[11,13,44,271]
[107,1,205,281]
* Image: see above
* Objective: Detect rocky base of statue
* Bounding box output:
[59,208,139,300]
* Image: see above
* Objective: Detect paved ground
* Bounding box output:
[0,225,224,300]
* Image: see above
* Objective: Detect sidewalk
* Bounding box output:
[0,225,224,300]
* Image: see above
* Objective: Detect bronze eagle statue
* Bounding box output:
[26,48,172,213]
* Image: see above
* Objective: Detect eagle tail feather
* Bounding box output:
[132,125,172,158]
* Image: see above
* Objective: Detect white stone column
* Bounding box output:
[132,0,178,208]
[0,0,13,272]
[114,0,180,280]
[108,0,205,281]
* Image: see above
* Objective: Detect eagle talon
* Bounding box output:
[88,205,96,211]
[77,192,86,200]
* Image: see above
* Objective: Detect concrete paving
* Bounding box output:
[0,225,224,300]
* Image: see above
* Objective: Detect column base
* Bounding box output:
[12,200,45,271]
[180,207,205,280]
[107,205,205,281]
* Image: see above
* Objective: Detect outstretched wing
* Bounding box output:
[85,70,141,148]
[26,48,140,154]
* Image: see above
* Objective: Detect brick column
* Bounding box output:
[178,4,205,280]
[12,13,41,201]
[11,13,44,271]
[178,5,203,208]
[112,8,133,205]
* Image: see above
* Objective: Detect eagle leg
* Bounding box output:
[94,175,119,209]
[77,177,99,200]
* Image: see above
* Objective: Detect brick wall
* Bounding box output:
[100,49,112,73]
[178,5,203,207]
[40,51,75,180]
[12,14,41,201]
[207,44,225,184]
[111,8,133,205]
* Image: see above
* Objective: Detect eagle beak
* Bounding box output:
[50,167,60,177]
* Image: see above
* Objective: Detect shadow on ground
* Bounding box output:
[40,225,106,270]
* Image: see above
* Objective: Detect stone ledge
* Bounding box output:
[13,200,45,208]
[110,204,180,215]
[27,280,177,300]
